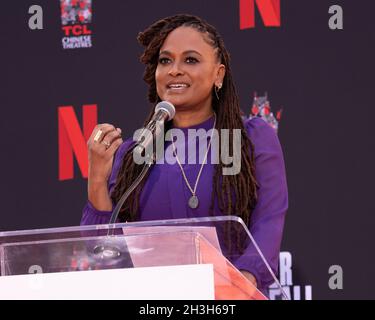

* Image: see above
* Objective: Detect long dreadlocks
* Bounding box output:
[111,14,258,226]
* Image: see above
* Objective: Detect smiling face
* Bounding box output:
[155,26,225,113]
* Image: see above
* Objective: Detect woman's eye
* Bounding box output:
[158,57,170,64]
[186,57,198,64]
[158,57,198,64]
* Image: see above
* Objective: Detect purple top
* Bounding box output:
[81,116,288,292]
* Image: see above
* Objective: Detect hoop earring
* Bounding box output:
[214,83,222,100]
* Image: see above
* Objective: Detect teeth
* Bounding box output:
[169,84,188,88]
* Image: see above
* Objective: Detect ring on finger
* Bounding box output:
[93,129,103,142]
[101,140,111,149]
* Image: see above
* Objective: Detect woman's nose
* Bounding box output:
[168,62,184,77]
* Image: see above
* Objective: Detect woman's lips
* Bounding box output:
[166,83,190,92]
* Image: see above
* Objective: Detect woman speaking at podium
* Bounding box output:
[80,14,288,294]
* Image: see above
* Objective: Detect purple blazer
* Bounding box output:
[81,116,288,293]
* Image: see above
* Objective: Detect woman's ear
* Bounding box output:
[215,64,226,87]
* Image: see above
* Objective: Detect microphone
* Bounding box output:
[150,100,176,124]
[133,101,175,161]
[93,101,175,260]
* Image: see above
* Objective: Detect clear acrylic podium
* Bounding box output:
[0,216,286,300]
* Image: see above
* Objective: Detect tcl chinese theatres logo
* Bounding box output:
[60,0,93,49]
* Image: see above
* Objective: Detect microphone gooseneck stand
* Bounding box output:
[92,101,175,260]
[93,136,155,260]
[109,161,152,226]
